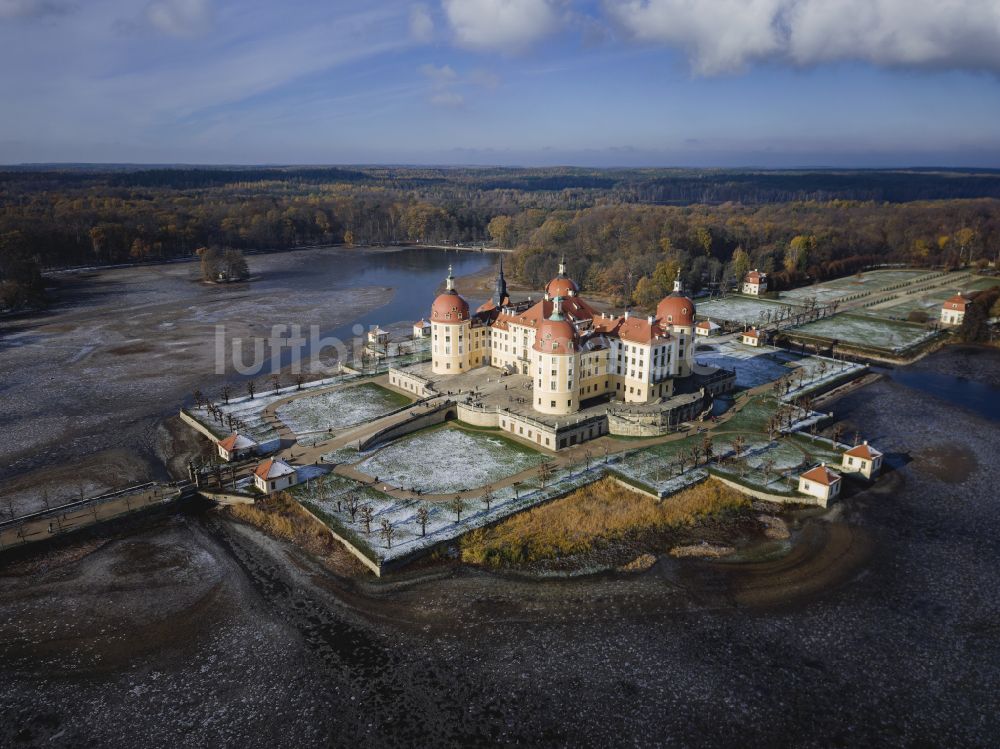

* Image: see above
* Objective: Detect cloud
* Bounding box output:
[419,62,458,83]
[145,0,212,37]
[467,68,500,89]
[420,62,464,106]
[0,0,72,20]
[442,0,561,51]
[607,0,1000,76]
[430,90,464,106]
[409,3,433,42]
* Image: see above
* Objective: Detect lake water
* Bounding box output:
[316,247,492,342]
[887,362,1000,422]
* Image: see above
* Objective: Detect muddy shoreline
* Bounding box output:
[2,331,999,743]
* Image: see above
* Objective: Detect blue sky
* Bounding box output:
[2,0,1000,167]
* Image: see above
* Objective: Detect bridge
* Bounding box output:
[0,481,198,552]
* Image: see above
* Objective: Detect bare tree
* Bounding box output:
[220,383,232,405]
[360,504,374,534]
[416,505,430,536]
[702,435,713,464]
[690,444,702,468]
[269,373,281,395]
[481,485,495,512]
[450,495,466,523]
[832,424,844,446]
[379,517,395,549]
[537,460,554,489]
[583,449,593,472]
[193,389,204,408]
[346,492,361,522]
[246,379,256,400]
[294,373,307,391]
[731,436,746,462]
[761,457,776,485]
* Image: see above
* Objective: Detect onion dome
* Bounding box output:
[656,268,695,326]
[532,297,578,354]
[545,256,579,298]
[431,266,470,323]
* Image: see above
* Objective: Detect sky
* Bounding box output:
[2,0,1000,167]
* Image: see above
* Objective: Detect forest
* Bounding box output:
[1,165,999,311]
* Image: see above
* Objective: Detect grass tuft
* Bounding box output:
[460,477,749,568]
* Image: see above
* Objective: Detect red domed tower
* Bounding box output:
[532,297,580,415]
[431,265,470,323]
[546,256,579,299]
[656,268,696,377]
[656,269,695,328]
[431,266,472,375]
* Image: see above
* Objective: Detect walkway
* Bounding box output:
[0,484,187,550]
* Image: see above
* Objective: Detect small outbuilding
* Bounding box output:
[367,326,390,346]
[940,293,971,326]
[695,319,722,337]
[741,328,762,347]
[742,269,768,296]
[841,441,883,479]
[798,464,842,506]
[253,458,297,494]
[217,433,257,462]
[412,319,431,338]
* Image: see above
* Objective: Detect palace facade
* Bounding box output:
[429,258,707,417]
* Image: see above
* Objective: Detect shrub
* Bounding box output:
[460,478,748,567]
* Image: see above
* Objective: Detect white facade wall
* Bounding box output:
[533,349,579,415]
[940,308,965,326]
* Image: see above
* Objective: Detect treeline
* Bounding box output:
[2,165,1000,311]
[501,200,1000,306]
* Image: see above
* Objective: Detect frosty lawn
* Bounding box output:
[276,383,411,437]
[188,374,349,443]
[867,276,999,321]
[294,461,610,563]
[789,313,934,351]
[356,425,545,494]
[781,269,933,305]
[696,296,796,325]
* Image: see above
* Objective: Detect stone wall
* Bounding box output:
[358,402,456,451]
[388,367,435,397]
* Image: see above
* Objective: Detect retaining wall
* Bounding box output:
[179,409,224,441]
[358,402,456,451]
[711,474,823,507]
[296,503,383,577]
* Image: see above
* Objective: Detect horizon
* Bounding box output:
[7,163,1000,173]
[3,1,1000,168]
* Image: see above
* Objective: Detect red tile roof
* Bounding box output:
[254,458,295,481]
[800,465,841,486]
[844,443,882,460]
[943,294,970,311]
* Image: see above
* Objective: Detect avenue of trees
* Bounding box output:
[1,165,999,310]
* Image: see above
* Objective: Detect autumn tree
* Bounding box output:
[487,215,515,248]
[730,246,751,286]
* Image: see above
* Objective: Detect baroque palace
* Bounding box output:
[389,258,734,451]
